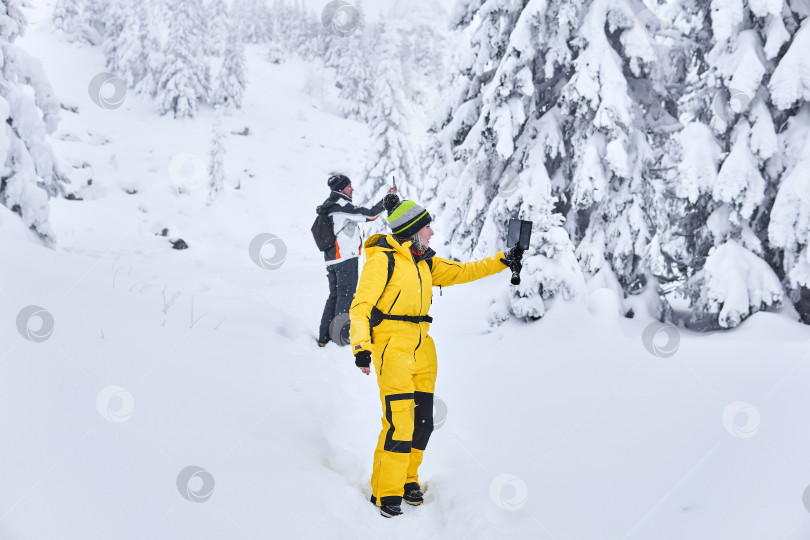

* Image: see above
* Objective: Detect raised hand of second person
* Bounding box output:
[387,186,398,194]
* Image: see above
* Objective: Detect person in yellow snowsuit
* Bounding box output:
[349,194,524,518]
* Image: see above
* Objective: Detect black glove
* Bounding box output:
[355,350,371,368]
[501,246,524,273]
[501,246,524,285]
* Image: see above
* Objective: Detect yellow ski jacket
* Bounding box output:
[350,234,508,356]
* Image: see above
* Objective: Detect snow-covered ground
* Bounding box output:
[2,3,810,539]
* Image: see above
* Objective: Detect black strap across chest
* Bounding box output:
[369,251,434,338]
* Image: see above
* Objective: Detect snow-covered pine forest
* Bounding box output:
[426,0,810,329]
[10,0,810,329]
[2,0,809,538]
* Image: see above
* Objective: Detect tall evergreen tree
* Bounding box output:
[295,4,323,61]
[204,0,229,56]
[363,22,417,205]
[426,0,809,326]
[82,0,108,43]
[323,2,372,121]
[213,20,247,109]
[134,0,163,97]
[53,0,104,44]
[52,0,82,36]
[207,113,226,205]
[428,0,662,319]
[270,0,291,46]
[652,0,794,326]
[764,3,810,323]
[104,0,143,86]
[1,0,66,243]
[156,0,211,118]
[234,0,270,44]
[321,0,365,69]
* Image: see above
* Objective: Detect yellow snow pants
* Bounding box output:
[368,321,437,507]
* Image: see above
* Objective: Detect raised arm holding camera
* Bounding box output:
[348,194,527,518]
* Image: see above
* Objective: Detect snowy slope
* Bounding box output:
[2,2,810,539]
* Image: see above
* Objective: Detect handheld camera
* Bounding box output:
[506,219,532,285]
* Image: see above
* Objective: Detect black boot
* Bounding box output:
[380,504,403,518]
[403,482,423,506]
[376,496,403,518]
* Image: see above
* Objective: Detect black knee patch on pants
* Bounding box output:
[412,391,434,451]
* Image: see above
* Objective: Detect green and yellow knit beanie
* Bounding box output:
[383,194,432,238]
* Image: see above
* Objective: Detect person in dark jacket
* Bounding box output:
[317,174,396,347]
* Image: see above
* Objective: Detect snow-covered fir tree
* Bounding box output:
[269,0,292,46]
[427,0,809,326]
[133,0,163,97]
[213,20,247,109]
[428,0,669,319]
[384,2,450,110]
[233,0,270,44]
[320,1,372,121]
[268,0,316,60]
[82,0,108,44]
[765,5,810,324]
[156,0,211,118]
[52,0,81,36]
[294,4,324,61]
[336,37,373,121]
[103,0,143,86]
[650,0,798,327]
[321,0,364,64]
[204,0,229,56]
[52,0,104,44]
[558,0,666,299]
[363,22,417,205]
[1,0,66,243]
[207,113,226,205]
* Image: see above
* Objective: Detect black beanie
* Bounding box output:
[327,174,351,192]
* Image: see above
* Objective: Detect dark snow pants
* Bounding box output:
[318,258,359,344]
